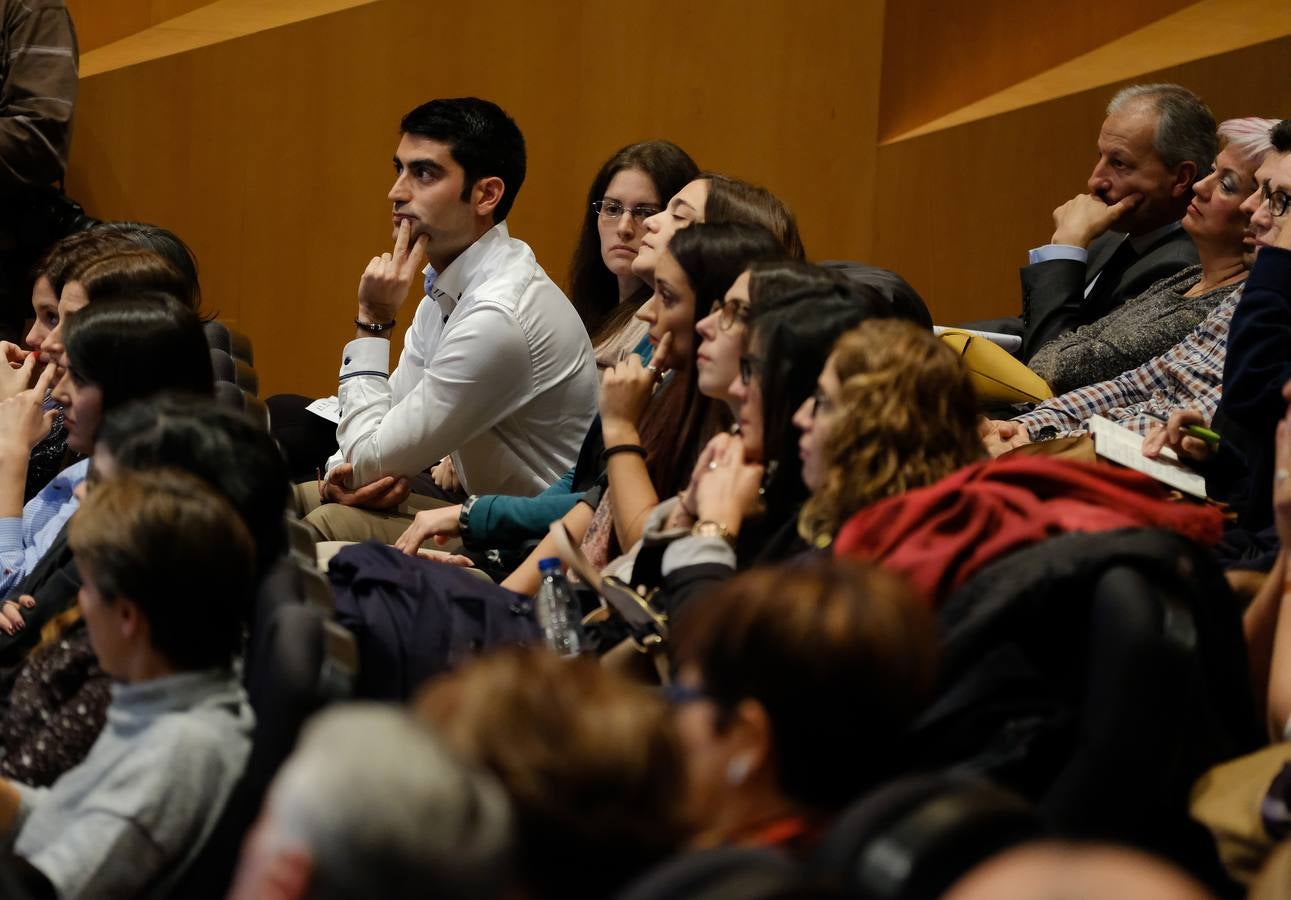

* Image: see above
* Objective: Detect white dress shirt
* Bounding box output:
[330,222,597,497]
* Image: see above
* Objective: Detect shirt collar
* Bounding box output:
[423,221,510,319]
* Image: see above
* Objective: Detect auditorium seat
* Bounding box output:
[170,597,357,899]
[808,773,1038,899]
[202,320,254,365]
[614,846,815,900]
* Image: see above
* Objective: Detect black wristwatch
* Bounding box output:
[355,317,396,335]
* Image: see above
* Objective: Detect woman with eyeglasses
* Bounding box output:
[669,556,938,854]
[496,221,784,592]
[637,263,898,618]
[568,141,698,366]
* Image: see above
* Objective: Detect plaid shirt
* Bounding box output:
[1015,286,1242,439]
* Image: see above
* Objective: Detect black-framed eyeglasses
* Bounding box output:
[708,297,749,331]
[592,199,663,223]
[811,386,834,419]
[1261,184,1291,218]
[739,354,763,386]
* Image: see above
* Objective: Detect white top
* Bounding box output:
[330,222,597,497]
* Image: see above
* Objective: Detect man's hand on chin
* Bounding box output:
[1050,192,1142,249]
[322,463,411,510]
[357,218,430,323]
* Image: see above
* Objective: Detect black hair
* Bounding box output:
[819,261,933,329]
[63,294,215,414]
[98,395,290,584]
[740,261,895,553]
[667,221,785,311]
[569,141,699,344]
[1272,120,1291,155]
[400,98,527,223]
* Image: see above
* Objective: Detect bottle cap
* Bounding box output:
[538,558,562,572]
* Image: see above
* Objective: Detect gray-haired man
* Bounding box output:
[1019,83,1217,359]
[228,704,514,900]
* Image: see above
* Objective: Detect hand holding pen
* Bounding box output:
[1141,407,1219,463]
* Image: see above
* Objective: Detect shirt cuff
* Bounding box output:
[661,535,737,576]
[1028,244,1089,266]
[338,337,392,381]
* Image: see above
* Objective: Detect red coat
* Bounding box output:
[833,456,1224,607]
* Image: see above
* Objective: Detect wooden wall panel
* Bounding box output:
[878,0,1194,140]
[871,35,1291,325]
[65,0,213,52]
[65,0,884,399]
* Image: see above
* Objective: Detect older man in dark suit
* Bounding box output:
[1019,83,1217,360]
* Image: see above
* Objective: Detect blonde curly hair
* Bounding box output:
[798,319,984,546]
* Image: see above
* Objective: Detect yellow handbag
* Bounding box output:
[938,328,1054,405]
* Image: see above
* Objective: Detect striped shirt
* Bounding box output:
[0,0,77,192]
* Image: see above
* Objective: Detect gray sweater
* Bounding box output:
[12,669,253,899]
[1029,265,1239,395]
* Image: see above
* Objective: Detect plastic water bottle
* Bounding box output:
[536,558,583,657]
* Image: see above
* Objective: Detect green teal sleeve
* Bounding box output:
[464,469,584,547]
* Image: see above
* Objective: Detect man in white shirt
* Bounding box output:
[301,98,597,546]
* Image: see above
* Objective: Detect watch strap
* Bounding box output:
[355,317,397,335]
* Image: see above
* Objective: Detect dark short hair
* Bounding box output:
[569,140,700,342]
[1272,120,1291,155]
[400,98,526,223]
[69,468,255,671]
[98,395,290,583]
[64,295,215,413]
[671,557,938,812]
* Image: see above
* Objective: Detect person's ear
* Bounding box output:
[723,698,773,786]
[1171,161,1199,198]
[473,176,505,219]
[117,595,145,642]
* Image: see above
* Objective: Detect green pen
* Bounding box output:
[1183,424,1221,446]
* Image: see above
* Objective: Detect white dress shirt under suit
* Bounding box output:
[330,222,598,498]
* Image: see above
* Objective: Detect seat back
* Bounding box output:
[909,529,1259,890]
[232,357,259,396]
[208,347,235,382]
[614,846,810,900]
[809,774,1038,899]
[202,319,254,364]
[169,601,357,899]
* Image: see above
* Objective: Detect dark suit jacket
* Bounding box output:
[1020,227,1198,361]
